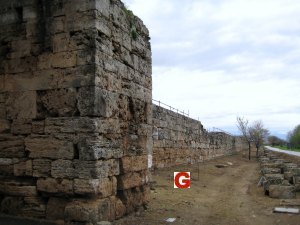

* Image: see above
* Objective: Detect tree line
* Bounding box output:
[237,117,300,160]
[267,125,300,150]
[287,125,300,149]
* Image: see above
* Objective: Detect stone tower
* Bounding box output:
[0,0,152,223]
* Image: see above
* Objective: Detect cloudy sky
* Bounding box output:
[123,0,300,139]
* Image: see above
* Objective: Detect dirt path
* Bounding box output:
[114,153,299,225]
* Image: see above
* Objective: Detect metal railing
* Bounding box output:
[152,99,189,117]
[152,99,233,136]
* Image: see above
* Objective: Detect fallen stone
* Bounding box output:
[261,167,281,175]
[261,162,282,169]
[97,222,111,225]
[282,163,298,172]
[215,164,228,168]
[273,207,299,214]
[263,174,284,191]
[269,185,296,199]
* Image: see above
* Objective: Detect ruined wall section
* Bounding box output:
[0,0,151,223]
[152,104,240,169]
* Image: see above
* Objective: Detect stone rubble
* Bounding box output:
[259,150,300,199]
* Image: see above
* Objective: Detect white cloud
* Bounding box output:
[123,0,300,139]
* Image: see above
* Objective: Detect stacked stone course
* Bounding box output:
[259,150,300,199]
[0,0,151,224]
[152,104,243,169]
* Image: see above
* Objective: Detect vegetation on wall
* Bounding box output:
[123,5,138,40]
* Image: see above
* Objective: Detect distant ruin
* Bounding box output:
[0,0,246,224]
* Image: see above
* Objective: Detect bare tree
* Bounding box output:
[249,120,269,157]
[236,117,252,160]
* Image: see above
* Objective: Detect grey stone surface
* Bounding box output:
[0,0,151,223]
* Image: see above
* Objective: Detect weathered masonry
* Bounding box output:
[0,0,152,223]
[152,104,246,169]
[0,0,248,224]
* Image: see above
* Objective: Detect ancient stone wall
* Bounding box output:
[152,104,243,169]
[0,0,151,224]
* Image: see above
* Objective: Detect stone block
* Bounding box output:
[55,65,96,89]
[51,159,75,179]
[78,136,122,160]
[4,56,37,74]
[120,155,148,173]
[51,51,77,68]
[65,10,96,32]
[37,178,73,195]
[25,135,74,159]
[76,49,94,66]
[11,119,32,134]
[0,158,14,176]
[65,198,113,223]
[6,91,36,119]
[114,198,126,219]
[269,185,296,199]
[37,88,78,118]
[263,174,284,191]
[283,163,298,172]
[0,134,25,158]
[117,170,149,190]
[37,53,52,70]
[23,6,37,20]
[22,196,47,218]
[46,197,69,220]
[261,162,282,169]
[95,0,111,19]
[74,177,117,197]
[0,9,20,25]
[45,117,120,134]
[31,120,45,134]
[8,39,31,58]
[119,185,150,214]
[44,117,98,134]
[0,196,24,215]
[106,159,120,177]
[52,33,76,53]
[0,179,37,196]
[51,159,119,179]
[77,87,118,118]
[261,167,281,175]
[14,160,32,176]
[52,16,65,34]
[0,119,10,133]
[3,72,47,92]
[290,168,300,176]
[32,159,52,177]
[95,68,122,92]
